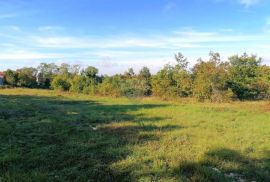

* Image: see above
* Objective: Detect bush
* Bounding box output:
[193,56,231,102]
[83,84,97,95]
[51,75,71,91]
[97,77,121,97]
[211,89,235,103]
[152,65,178,99]
[70,75,86,93]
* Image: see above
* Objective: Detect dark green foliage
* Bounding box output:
[4,69,18,86]
[16,67,37,88]
[124,67,151,97]
[138,67,152,96]
[120,78,151,98]
[228,53,265,100]
[83,66,98,79]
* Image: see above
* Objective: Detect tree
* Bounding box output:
[70,64,81,77]
[36,63,58,88]
[152,53,191,99]
[16,67,37,88]
[4,69,18,86]
[152,53,193,99]
[81,66,99,95]
[83,66,98,79]
[58,63,71,77]
[152,64,177,99]
[173,53,192,97]
[209,51,221,64]
[124,68,135,79]
[175,52,188,70]
[70,75,86,93]
[3,52,270,102]
[51,75,71,91]
[138,67,152,96]
[192,53,232,102]
[257,65,270,98]
[228,53,262,100]
[173,70,193,97]
[98,76,121,97]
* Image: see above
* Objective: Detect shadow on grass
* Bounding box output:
[174,148,270,182]
[0,94,179,181]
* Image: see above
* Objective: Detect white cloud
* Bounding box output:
[1,27,270,73]
[28,30,269,51]
[0,50,63,60]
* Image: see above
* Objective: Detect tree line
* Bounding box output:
[2,52,270,102]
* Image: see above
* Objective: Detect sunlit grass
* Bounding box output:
[0,88,269,181]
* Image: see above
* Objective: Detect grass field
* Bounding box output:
[0,88,269,182]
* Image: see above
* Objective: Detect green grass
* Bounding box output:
[0,88,269,182]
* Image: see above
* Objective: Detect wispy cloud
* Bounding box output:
[212,0,261,8]
[27,29,269,51]
[1,27,270,73]
[38,26,64,32]
[31,35,199,49]
[0,50,63,60]
[238,0,260,7]
[0,13,17,19]
[163,2,177,12]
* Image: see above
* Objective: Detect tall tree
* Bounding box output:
[81,66,99,94]
[173,53,192,97]
[138,66,152,95]
[124,68,135,79]
[175,52,188,70]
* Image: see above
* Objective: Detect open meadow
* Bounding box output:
[0,88,269,181]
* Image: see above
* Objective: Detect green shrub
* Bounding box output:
[70,75,86,93]
[97,77,121,97]
[51,75,71,91]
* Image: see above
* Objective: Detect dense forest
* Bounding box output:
[2,52,270,102]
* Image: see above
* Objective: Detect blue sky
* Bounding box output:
[1,0,270,74]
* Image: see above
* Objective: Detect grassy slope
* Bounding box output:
[0,88,269,182]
